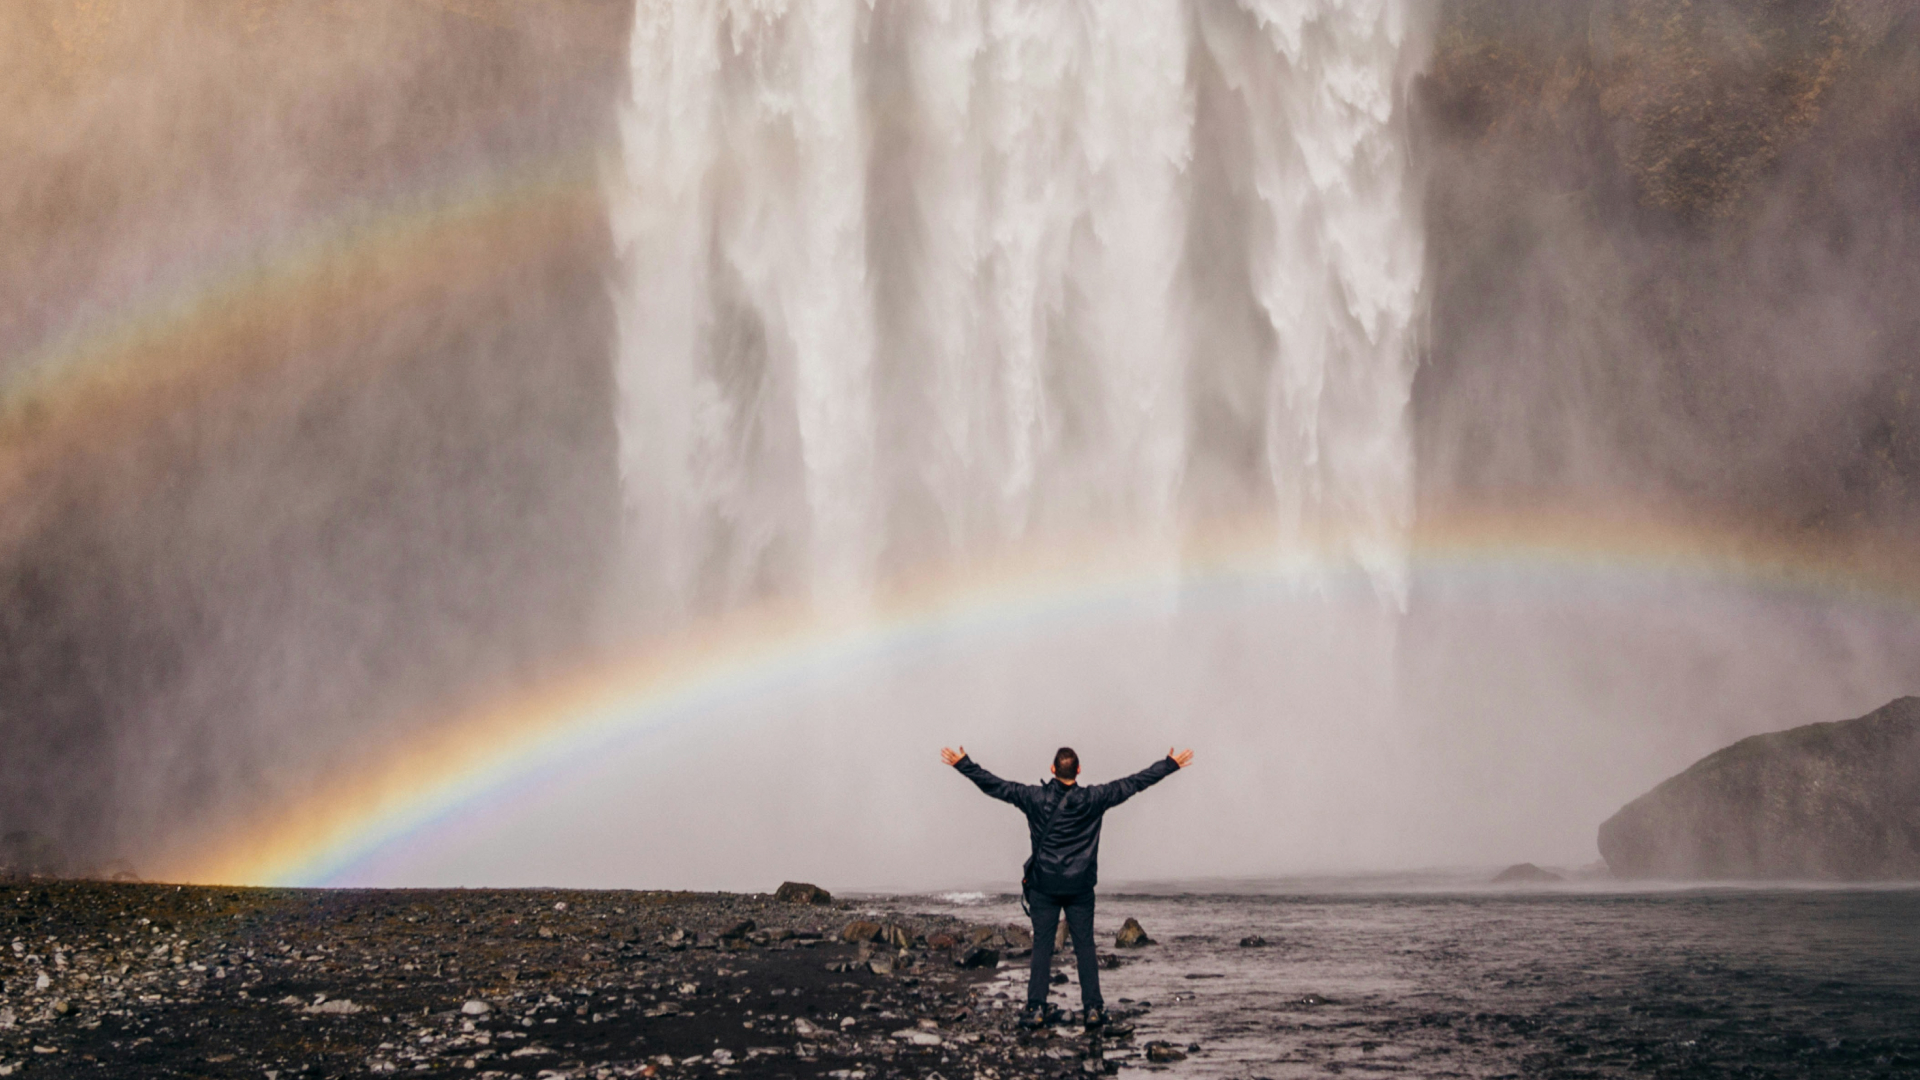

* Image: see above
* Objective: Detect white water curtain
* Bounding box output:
[612,0,1425,623]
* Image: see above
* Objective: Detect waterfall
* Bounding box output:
[612,0,1425,623]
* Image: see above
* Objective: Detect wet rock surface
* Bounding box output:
[0,881,1166,1078]
[1600,697,1920,879]
[1112,920,1151,949]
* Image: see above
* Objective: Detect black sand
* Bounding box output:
[1,880,1144,1078]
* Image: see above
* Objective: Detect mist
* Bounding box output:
[3,0,1918,890]
[0,0,628,876]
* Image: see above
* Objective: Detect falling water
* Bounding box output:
[611,0,1426,624]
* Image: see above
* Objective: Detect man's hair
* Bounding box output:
[1052,747,1079,780]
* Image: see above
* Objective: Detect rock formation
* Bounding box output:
[1492,862,1563,884]
[773,881,832,905]
[1599,697,1920,879]
[1417,1,1920,529]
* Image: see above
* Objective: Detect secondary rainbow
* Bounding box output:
[0,153,603,512]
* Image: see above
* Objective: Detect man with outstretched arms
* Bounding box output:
[940,744,1194,1029]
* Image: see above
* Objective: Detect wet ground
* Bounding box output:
[0,880,1142,1079]
[890,885,1920,1079]
[8,880,1920,1078]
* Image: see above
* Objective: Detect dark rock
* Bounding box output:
[954,945,1000,969]
[1113,918,1152,948]
[1598,698,1920,880]
[1492,863,1563,884]
[774,881,833,904]
[1001,924,1034,956]
[840,919,884,943]
[1145,1040,1186,1063]
[719,919,756,939]
[1238,935,1268,947]
[926,932,958,950]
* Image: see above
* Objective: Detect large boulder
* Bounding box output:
[1492,862,1562,884]
[1598,698,1920,880]
[839,920,883,944]
[774,882,832,905]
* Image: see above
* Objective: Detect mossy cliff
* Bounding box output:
[1416,0,1920,532]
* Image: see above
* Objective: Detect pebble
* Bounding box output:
[890,1029,943,1046]
[0,880,1170,1077]
[1145,1040,1187,1062]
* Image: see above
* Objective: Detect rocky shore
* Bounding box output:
[0,880,1173,1078]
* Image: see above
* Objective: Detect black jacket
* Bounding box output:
[954,754,1180,896]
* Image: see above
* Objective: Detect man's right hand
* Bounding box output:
[1169,747,1194,768]
[940,746,966,767]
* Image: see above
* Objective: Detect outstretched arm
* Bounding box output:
[941,747,1038,811]
[1089,747,1192,810]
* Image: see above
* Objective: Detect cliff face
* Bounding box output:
[1416,0,1920,533]
[1599,697,1920,879]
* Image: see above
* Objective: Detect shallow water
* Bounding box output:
[882,884,1920,1077]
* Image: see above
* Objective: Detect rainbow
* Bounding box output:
[166,507,1920,887]
[6,114,1915,890]
[0,154,604,531]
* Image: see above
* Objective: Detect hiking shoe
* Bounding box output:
[1018,1003,1049,1029]
[1082,1006,1108,1030]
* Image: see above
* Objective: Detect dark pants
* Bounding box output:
[1028,890,1100,1010]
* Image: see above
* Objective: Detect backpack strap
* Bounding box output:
[1020,785,1075,915]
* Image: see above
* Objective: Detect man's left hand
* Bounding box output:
[940,746,966,767]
